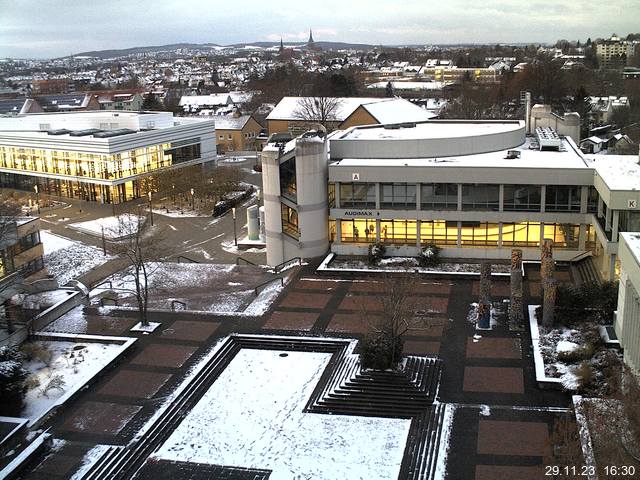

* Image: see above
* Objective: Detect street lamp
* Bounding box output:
[232,207,237,246]
[34,184,40,214]
[147,191,154,226]
[190,188,195,209]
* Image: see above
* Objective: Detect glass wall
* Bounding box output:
[587,186,598,213]
[340,219,376,243]
[460,222,500,247]
[281,203,298,238]
[545,186,581,212]
[381,183,417,209]
[380,220,417,244]
[501,222,542,247]
[340,183,376,208]
[585,224,597,251]
[420,220,458,245]
[279,157,296,202]
[461,184,499,211]
[543,223,580,249]
[503,185,541,211]
[421,184,458,210]
[328,183,335,208]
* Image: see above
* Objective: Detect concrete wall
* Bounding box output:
[261,146,285,266]
[616,234,640,374]
[339,107,379,130]
[530,105,581,144]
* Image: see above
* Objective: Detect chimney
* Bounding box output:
[525,91,532,134]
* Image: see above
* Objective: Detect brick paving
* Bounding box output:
[477,420,551,456]
[130,344,198,368]
[98,370,172,398]
[159,320,220,342]
[263,310,319,330]
[466,337,522,359]
[278,291,332,309]
[463,366,525,394]
[475,465,545,480]
[61,401,142,435]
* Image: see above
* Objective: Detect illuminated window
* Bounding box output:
[420,220,458,246]
[543,223,580,249]
[380,219,417,244]
[460,222,500,247]
[341,219,376,243]
[281,203,298,238]
[502,222,541,247]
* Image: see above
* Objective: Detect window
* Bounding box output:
[461,184,499,211]
[545,186,581,212]
[503,185,541,211]
[381,183,416,209]
[543,223,580,249]
[328,183,335,208]
[379,220,416,244]
[227,134,232,140]
[460,222,500,247]
[279,157,296,202]
[585,224,597,251]
[340,183,375,208]
[502,222,541,247]
[420,220,458,246]
[587,186,598,213]
[219,135,224,140]
[341,219,376,243]
[421,183,457,210]
[281,203,298,238]
[164,143,201,165]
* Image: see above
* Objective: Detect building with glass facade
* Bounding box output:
[261,120,640,281]
[0,111,216,203]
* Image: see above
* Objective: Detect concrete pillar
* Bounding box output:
[498,223,504,248]
[375,183,381,210]
[540,185,546,213]
[247,205,259,240]
[612,210,620,240]
[335,219,342,244]
[456,221,462,248]
[457,184,463,211]
[579,224,587,250]
[334,182,341,208]
[415,183,421,211]
[499,184,504,212]
[605,206,612,231]
[510,249,524,324]
[597,196,603,217]
[580,186,589,214]
[261,146,285,266]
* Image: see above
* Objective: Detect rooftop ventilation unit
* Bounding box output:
[505,150,521,159]
[47,129,71,135]
[535,127,561,150]
[69,129,103,137]
[92,128,137,138]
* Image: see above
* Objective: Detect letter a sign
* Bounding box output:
[629,199,638,209]
[352,173,360,181]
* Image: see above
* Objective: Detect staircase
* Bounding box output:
[571,256,601,286]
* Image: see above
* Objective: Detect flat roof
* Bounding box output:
[621,232,640,267]
[338,120,524,141]
[331,136,589,170]
[587,155,640,192]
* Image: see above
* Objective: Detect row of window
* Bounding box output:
[333,219,595,250]
[335,183,597,213]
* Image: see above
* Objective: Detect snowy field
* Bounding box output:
[69,214,145,239]
[41,231,114,286]
[153,349,410,479]
[22,339,127,423]
[97,262,280,314]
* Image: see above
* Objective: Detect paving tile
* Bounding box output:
[130,344,198,368]
[160,320,220,342]
[463,366,524,394]
[466,337,522,359]
[278,292,331,309]
[62,401,141,434]
[33,454,79,476]
[99,370,172,398]
[338,294,383,312]
[263,311,319,330]
[326,313,378,334]
[295,280,342,291]
[403,340,440,355]
[85,316,137,335]
[472,281,512,297]
[476,465,545,480]
[477,420,551,456]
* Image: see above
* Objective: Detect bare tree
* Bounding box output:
[292,96,343,131]
[110,213,164,326]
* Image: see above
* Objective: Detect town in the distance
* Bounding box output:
[1,23,640,480]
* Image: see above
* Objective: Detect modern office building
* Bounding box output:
[0,111,216,203]
[596,35,637,70]
[0,216,44,282]
[261,120,640,281]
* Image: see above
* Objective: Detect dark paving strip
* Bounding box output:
[309,280,353,334]
[136,459,271,479]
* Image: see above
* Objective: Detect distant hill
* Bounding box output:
[70,40,376,59]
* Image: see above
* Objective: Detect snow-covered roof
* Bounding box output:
[213,115,252,130]
[588,154,640,191]
[179,94,233,107]
[266,96,436,123]
[621,232,640,267]
[366,81,447,91]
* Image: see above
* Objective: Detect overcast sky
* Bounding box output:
[1,0,639,58]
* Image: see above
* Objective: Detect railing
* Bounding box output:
[176,255,199,264]
[235,257,257,266]
[254,277,283,296]
[94,280,113,289]
[569,251,593,264]
[171,300,187,311]
[273,257,302,275]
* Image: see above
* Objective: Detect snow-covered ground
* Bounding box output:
[69,214,145,239]
[324,256,510,275]
[41,231,115,286]
[153,349,411,479]
[22,339,127,423]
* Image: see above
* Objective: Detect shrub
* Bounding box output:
[574,361,593,391]
[0,346,28,416]
[360,331,403,370]
[21,342,52,366]
[367,242,386,266]
[24,375,40,391]
[39,374,66,398]
[557,342,595,363]
[418,244,441,268]
[555,281,619,326]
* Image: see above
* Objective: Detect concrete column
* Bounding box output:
[457,221,462,247]
[375,183,381,210]
[499,184,504,212]
[335,219,342,244]
[597,196,603,217]
[375,219,380,242]
[247,205,260,240]
[612,210,620,240]
[605,206,612,231]
[580,185,589,214]
[579,224,587,250]
[457,184,463,211]
[261,146,285,266]
[416,220,421,247]
[415,183,421,211]
[334,182,341,208]
[540,185,546,213]
[498,223,503,248]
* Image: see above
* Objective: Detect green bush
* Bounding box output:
[0,346,28,416]
[367,242,386,266]
[360,331,403,370]
[554,281,619,326]
[418,244,441,268]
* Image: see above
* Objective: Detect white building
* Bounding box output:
[0,111,216,203]
[260,120,640,282]
[617,232,640,374]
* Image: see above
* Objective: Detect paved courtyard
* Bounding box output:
[20,262,572,480]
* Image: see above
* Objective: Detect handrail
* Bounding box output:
[254,277,283,296]
[236,257,257,266]
[94,280,113,289]
[273,257,301,274]
[171,300,187,311]
[177,255,199,264]
[569,251,593,264]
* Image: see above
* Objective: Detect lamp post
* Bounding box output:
[34,184,40,214]
[190,188,195,209]
[148,191,154,226]
[232,207,237,246]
